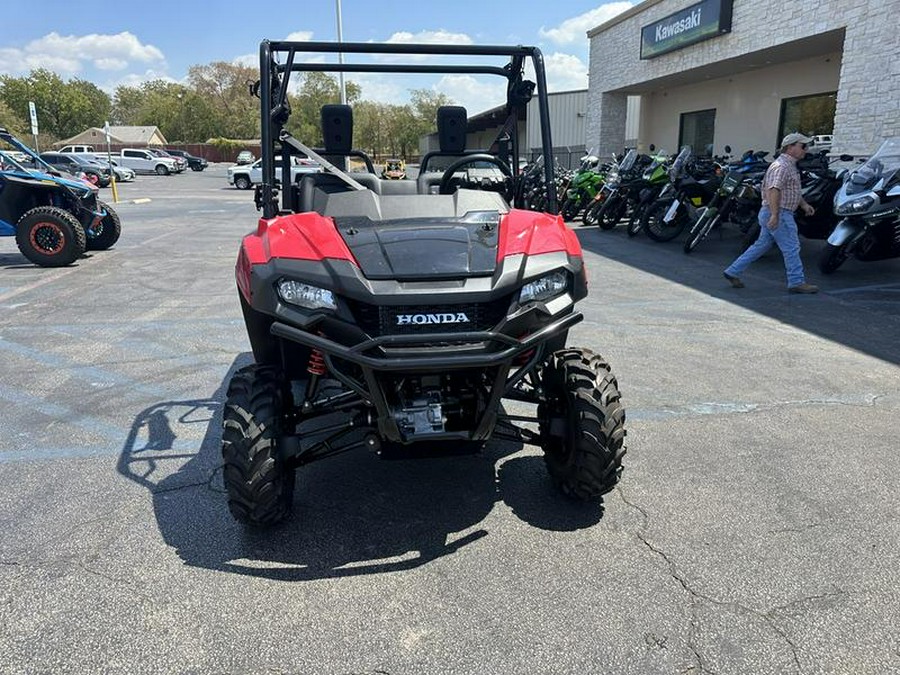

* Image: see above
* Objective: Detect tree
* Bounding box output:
[0,100,25,136]
[0,69,111,141]
[187,62,258,139]
[286,72,361,145]
[410,89,453,131]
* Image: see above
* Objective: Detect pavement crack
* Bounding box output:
[617,487,809,674]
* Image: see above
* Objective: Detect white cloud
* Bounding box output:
[94,58,129,71]
[0,31,164,76]
[539,2,633,44]
[542,53,590,92]
[385,30,473,45]
[98,69,182,95]
[432,75,506,115]
[284,31,314,42]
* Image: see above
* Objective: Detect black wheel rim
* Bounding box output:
[30,222,65,255]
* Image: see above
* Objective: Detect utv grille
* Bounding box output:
[349,297,513,336]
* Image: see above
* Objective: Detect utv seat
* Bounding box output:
[417,105,488,195]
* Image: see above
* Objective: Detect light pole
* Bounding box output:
[336,0,346,104]
[176,92,184,143]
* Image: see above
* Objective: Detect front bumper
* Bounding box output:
[270,311,582,372]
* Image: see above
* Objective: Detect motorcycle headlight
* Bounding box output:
[519,271,568,304]
[276,279,336,310]
[834,195,874,215]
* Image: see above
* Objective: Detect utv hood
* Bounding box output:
[334,214,499,280]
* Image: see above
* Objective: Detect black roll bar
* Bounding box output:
[257,40,558,219]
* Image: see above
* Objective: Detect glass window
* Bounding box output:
[679,109,716,156]
[778,92,836,145]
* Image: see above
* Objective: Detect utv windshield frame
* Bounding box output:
[257,40,558,219]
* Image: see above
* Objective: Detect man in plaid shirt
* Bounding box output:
[723,132,819,293]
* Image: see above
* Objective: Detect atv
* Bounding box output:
[0,128,120,266]
[381,158,406,180]
[225,40,626,526]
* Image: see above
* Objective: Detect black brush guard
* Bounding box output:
[270,311,582,445]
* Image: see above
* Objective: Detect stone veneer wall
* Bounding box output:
[586,0,899,156]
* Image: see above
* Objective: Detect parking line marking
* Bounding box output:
[0,267,79,303]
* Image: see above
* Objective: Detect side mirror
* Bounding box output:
[839,154,854,162]
[649,143,656,152]
[724,145,732,154]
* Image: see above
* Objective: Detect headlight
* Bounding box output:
[835,195,874,215]
[519,271,568,304]
[276,279,336,310]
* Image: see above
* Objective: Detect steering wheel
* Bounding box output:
[438,153,513,195]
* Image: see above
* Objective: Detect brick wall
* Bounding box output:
[587,0,899,156]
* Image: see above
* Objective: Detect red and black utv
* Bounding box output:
[225,40,626,525]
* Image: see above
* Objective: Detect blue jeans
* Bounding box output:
[724,207,805,287]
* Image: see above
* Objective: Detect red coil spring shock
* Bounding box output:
[307,348,326,376]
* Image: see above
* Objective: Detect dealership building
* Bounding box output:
[585,0,899,157]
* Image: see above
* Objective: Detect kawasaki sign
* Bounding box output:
[640,0,733,59]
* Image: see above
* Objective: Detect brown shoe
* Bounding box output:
[723,272,744,289]
[788,283,819,294]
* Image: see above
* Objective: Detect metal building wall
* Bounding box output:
[526,90,588,167]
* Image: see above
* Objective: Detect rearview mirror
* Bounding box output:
[724,145,732,154]
[649,143,656,152]
[839,154,854,162]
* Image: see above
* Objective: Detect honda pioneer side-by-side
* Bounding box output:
[225,40,626,525]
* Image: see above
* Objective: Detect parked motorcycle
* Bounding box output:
[642,147,721,242]
[820,139,900,273]
[559,155,605,221]
[682,152,765,253]
[625,151,675,237]
[582,150,645,229]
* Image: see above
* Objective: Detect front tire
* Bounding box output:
[560,197,581,221]
[819,242,849,274]
[596,196,627,230]
[235,175,252,190]
[15,206,87,267]
[626,202,645,237]
[538,349,626,500]
[86,202,121,251]
[155,164,170,175]
[222,364,296,526]
[644,200,688,242]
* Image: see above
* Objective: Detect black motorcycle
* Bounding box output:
[642,148,721,243]
[682,155,767,254]
[820,139,900,274]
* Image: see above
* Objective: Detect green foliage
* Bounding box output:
[0,69,112,141]
[0,100,25,136]
[0,61,463,156]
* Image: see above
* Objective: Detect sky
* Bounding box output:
[0,1,633,114]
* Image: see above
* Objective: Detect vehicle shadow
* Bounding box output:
[574,223,900,365]
[117,354,604,581]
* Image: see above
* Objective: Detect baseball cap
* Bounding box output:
[780,132,812,148]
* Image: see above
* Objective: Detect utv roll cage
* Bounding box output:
[255,40,558,219]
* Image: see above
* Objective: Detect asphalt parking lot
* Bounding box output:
[1,166,899,674]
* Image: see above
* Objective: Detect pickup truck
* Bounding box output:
[227,156,320,189]
[164,148,208,172]
[59,144,97,154]
[117,148,180,175]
